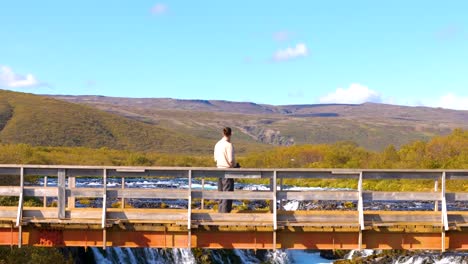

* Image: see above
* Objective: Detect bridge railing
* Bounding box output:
[0,165,467,249]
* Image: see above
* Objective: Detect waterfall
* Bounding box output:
[91,247,197,264]
[394,254,468,264]
[172,248,196,264]
[90,247,112,264]
[266,250,291,264]
[90,246,468,264]
[344,249,376,260]
[233,249,261,263]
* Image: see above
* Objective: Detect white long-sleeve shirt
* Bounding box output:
[214,137,235,168]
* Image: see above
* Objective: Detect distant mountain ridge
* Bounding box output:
[50,94,468,151]
[50,94,468,120]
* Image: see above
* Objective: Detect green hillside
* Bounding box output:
[0,90,218,154]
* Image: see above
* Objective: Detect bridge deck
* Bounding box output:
[0,165,466,250]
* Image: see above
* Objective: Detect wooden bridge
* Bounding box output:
[0,165,467,251]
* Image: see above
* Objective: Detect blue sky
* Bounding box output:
[1,1,467,109]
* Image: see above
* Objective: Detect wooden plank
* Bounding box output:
[109,170,188,178]
[364,212,441,223]
[67,169,103,177]
[193,171,273,179]
[57,169,66,219]
[193,191,273,200]
[24,168,59,176]
[278,214,358,223]
[23,208,57,218]
[363,191,440,201]
[0,186,21,196]
[363,171,440,179]
[0,166,466,173]
[0,207,17,218]
[108,211,188,222]
[225,171,262,179]
[277,191,358,201]
[23,187,58,197]
[445,171,468,179]
[0,168,21,175]
[70,188,189,199]
[446,192,468,202]
[447,213,468,225]
[192,213,273,222]
[277,171,359,179]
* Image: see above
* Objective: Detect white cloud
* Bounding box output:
[273,43,308,61]
[0,65,41,88]
[150,3,168,15]
[437,93,468,110]
[319,83,382,104]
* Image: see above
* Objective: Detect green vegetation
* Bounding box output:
[241,128,468,169]
[0,129,465,169]
[0,129,466,192]
[0,90,213,154]
[0,247,72,264]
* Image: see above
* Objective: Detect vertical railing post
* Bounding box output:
[121,176,125,209]
[441,171,448,252]
[43,176,48,208]
[272,170,277,250]
[68,176,76,209]
[102,168,107,249]
[434,179,439,211]
[57,169,66,219]
[201,177,205,210]
[188,169,192,249]
[16,167,24,248]
[358,171,364,250]
[279,177,284,211]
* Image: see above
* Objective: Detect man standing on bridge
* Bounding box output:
[214,127,236,213]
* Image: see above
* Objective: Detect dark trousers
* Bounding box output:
[218,178,234,213]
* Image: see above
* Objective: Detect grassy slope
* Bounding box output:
[0,90,219,154]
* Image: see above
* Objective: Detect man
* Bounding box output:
[214,127,236,213]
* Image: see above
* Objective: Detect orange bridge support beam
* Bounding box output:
[1,228,467,250]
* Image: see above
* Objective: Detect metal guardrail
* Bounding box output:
[0,165,467,250]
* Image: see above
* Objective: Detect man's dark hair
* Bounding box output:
[223,127,232,136]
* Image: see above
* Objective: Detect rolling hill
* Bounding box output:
[0,90,223,154]
[50,95,468,151]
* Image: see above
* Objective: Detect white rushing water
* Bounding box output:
[91,247,336,264]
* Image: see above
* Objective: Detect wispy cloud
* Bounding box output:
[272,43,308,61]
[273,31,293,42]
[0,65,42,88]
[435,25,462,40]
[85,80,96,88]
[437,93,468,110]
[319,84,382,104]
[288,90,304,98]
[150,3,168,15]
